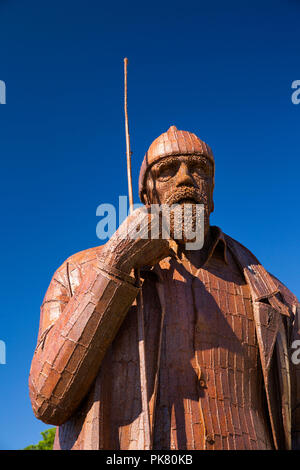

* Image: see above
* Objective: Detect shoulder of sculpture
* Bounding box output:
[222,232,260,264]
[66,244,105,265]
[223,231,299,307]
[268,272,299,307]
[55,244,107,277]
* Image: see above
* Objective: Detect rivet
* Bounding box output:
[206,435,215,445]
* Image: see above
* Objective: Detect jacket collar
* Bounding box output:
[224,231,291,319]
[203,226,228,266]
[224,232,279,301]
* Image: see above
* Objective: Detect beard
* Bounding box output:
[162,186,211,245]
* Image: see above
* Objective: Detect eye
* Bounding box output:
[189,161,209,176]
[156,162,178,181]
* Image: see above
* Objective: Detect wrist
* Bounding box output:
[98,234,149,274]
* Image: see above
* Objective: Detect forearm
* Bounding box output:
[29,207,169,425]
[29,259,139,425]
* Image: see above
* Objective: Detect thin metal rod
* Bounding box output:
[150,281,166,448]
[123,58,151,449]
[136,269,151,449]
[124,58,134,214]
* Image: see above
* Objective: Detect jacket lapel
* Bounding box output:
[225,234,292,449]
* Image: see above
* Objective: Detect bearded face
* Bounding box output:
[144,155,214,245]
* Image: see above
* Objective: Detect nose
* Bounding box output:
[175,162,194,187]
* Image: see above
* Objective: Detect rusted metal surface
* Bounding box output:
[29,127,300,450]
[152,231,273,450]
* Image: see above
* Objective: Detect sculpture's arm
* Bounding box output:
[29,207,169,425]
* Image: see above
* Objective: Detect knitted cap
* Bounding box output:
[138,126,214,203]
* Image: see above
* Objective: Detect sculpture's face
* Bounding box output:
[147,154,213,205]
[145,154,214,243]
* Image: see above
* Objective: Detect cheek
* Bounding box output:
[194,178,214,207]
[153,181,173,203]
[194,177,210,194]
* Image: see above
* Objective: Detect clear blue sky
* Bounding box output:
[0,0,299,450]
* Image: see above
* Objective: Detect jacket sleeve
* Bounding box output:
[29,255,140,426]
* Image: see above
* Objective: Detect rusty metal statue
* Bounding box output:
[29,69,300,450]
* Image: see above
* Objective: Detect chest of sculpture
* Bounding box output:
[152,240,272,450]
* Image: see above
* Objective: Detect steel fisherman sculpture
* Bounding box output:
[29,126,300,450]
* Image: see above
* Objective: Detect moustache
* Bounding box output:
[165,187,207,206]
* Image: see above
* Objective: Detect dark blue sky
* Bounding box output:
[0,0,299,449]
